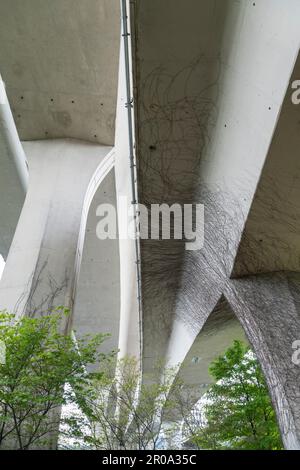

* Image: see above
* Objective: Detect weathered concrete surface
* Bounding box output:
[0,0,121,262]
[0,0,120,145]
[0,139,116,449]
[0,0,132,450]
[134,0,300,369]
[165,299,247,422]
[132,0,300,448]
[0,0,300,451]
[0,0,137,361]
[0,139,113,317]
[232,50,300,276]
[225,273,300,450]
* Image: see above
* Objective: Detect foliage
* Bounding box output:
[1,312,282,452]
[0,308,108,450]
[188,340,283,450]
[66,357,179,450]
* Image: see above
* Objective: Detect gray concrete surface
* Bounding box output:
[0,0,300,450]
[0,0,120,145]
[72,168,121,355]
[133,0,300,448]
[0,139,113,318]
[0,76,28,258]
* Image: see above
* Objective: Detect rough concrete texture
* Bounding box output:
[0,0,120,145]
[133,0,300,448]
[225,273,300,450]
[0,0,300,450]
[0,139,113,319]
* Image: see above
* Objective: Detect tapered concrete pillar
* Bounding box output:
[0,138,113,320]
[225,273,300,450]
[0,75,28,258]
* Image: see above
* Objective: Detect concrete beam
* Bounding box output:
[133,0,300,376]
[165,298,247,422]
[133,0,300,448]
[0,75,28,258]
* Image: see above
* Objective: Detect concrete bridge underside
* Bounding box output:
[133,0,300,449]
[0,0,300,449]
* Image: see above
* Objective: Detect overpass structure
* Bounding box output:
[0,0,300,449]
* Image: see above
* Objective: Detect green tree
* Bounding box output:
[190,340,283,450]
[68,357,179,450]
[0,308,109,450]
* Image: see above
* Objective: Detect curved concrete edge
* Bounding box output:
[71,168,121,358]
[70,148,115,310]
[0,75,28,192]
[164,298,247,424]
[0,139,111,318]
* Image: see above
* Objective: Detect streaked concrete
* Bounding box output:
[133,0,300,448]
[0,139,112,317]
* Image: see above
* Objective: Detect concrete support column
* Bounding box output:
[225,273,300,450]
[0,138,112,320]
